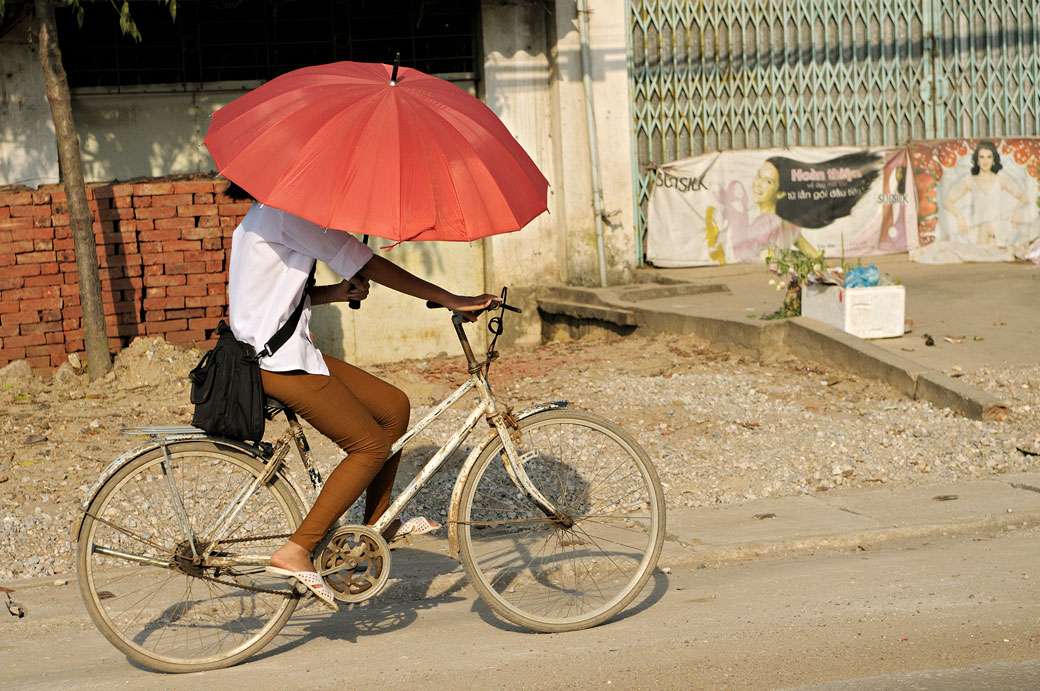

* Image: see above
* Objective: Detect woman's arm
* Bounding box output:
[360,255,499,317]
[309,275,369,306]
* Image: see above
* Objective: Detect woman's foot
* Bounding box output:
[268,541,338,611]
[382,516,441,544]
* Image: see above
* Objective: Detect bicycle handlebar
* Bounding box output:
[425,293,522,315]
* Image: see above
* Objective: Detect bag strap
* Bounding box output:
[258,262,317,359]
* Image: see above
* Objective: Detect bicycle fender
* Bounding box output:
[445,401,568,557]
[75,436,268,542]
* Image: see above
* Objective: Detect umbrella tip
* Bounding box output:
[390,52,401,85]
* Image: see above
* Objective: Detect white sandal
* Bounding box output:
[385,516,441,544]
[265,566,338,611]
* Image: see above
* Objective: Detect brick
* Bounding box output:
[203,260,224,273]
[6,332,47,347]
[24,355,49,370]
[168,283,208,298]
[44,331,65,345]
[2,311,41,325]
[108,277,144,291]
[194,193,214,204]
[133,183,174,196]
[143,296,185,310]
[0,217,33,231]
[161,240,201,252]
[48,189,67,204]
[10,205,51,218]
[20,321,61,335]
[135,206,177,220]
[20,297,63,311]
[196,215,220,228]
[98,207,135,222]
[165,329,206,345]
[34,238,54,251]
[144,286,166,299]
[0,252,15,267]
[217,203,253,216]
[0,191,33,206]
[183,249,223,263]
[152,194,194,207]
[166,308,204,320]
[0,323,20,337]
[22,273,64,288]
[6,285,59,300]
[154,217,197,230]
[16,251,57,264]
[23,228,57,241]
[0,239,35,253]
[6,264,41,278]
[185,295,225,308]
[132,195,153,208]
[174,181,215,195]
[31,190,51,204]
[146,318,187,334]
[201,237,223,251]
[137,229,183,243]
[169,262,206,275]
[182,226,222,240]
[1,346,28,362]
[140,251,184,266]
[40,309,62,322]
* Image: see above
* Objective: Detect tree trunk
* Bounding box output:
[34,0,111,378]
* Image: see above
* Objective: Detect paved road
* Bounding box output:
[4,526,1037,690]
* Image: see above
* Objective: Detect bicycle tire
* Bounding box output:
[457,409,665,632]
[77,440,304,672]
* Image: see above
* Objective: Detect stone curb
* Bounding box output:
[538,284,1009,421]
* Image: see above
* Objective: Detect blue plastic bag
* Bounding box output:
[845,264,880,288]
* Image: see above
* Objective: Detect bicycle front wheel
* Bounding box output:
[457,409,665,632]
[77,441,304,673]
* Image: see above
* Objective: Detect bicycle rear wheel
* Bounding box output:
[457,409,665,632]
[77,440,304,672]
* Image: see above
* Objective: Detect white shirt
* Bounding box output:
[228,204,373,375]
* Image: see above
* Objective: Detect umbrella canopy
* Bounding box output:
[204,60,549,243]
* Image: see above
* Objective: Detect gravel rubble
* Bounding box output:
[1,332,1037,582]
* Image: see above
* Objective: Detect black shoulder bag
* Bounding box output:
[189,266,315,441]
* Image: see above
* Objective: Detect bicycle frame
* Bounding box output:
[198,309,561,563]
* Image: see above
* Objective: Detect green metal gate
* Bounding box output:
[628,0,1040,259]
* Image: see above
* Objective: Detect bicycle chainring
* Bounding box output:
[314,525,391,603]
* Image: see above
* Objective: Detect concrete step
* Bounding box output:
[535,298,637,326]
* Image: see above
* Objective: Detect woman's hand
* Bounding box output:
[344,275,370,302]
[440,293,502,321]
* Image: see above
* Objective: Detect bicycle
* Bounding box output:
[76,292,666,672]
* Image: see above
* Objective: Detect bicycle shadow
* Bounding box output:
[469,567,671,633]
[252,545,468,661]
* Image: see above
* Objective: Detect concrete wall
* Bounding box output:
[0,22,59,188]
[550,0,637,286]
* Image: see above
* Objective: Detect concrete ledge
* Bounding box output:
[916,371,1009,421]
[785,318,926,398]
[537,298,637,326]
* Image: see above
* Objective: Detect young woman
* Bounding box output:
[226,185,499,610]
[942,141,1028,246]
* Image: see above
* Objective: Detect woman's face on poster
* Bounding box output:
[752,162,780,204]
[977,147,994,172]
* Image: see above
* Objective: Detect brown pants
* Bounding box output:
[261,354,409,553]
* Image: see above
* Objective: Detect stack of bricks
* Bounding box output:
[0,177,251,371]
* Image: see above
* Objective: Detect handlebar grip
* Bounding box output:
[425,300,444,309]
[349,299,361,310]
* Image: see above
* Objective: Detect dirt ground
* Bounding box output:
[2,329,1037,583]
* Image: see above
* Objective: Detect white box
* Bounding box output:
[801,284,905,339]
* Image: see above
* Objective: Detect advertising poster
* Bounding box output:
[645,146,918,267]
[909,139,1040,263]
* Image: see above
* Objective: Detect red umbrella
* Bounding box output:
[204,59,549,243]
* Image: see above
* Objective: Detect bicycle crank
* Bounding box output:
[314,525,391,603]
